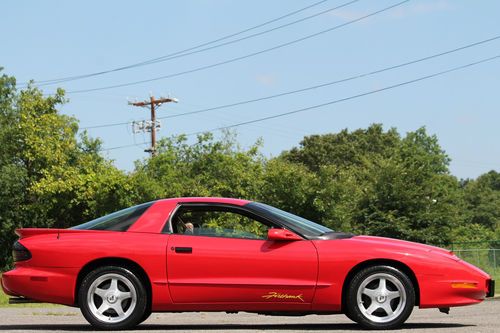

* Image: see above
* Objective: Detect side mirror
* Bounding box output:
[267,228,302,241]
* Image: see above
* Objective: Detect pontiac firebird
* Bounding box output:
[1,197,495,330]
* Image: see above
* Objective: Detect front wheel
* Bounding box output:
[346,265,415,329]
[78,266,148,330]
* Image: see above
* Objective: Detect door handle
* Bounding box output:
[174,247,192,254]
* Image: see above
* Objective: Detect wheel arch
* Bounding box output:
[341,258,420,312]
[74,257,152,309]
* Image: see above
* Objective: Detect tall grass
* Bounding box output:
[0,288,9,306]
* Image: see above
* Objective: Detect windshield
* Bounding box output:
[247,202,332,236]
[71,202,153,231]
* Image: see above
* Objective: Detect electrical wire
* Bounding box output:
[65,0,410,94]
[101,53,500,151]
[160,36,500,120]
[19,0,332,87]
[81,34,500,130]
[32,1,361,88]
[184,54,500,136]
[101,142,149,152]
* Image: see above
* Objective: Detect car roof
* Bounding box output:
[128,197,252,233]
[156,197,251,206]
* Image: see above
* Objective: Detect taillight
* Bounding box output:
[12,241,31,262]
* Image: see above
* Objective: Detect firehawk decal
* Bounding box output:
[262,292,305,302]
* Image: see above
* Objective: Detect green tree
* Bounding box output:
[0,70,130,269]
[258,158,319,221]
[283,124,400,172]
[280,124,461,244]
[453,171,500,243]
[313,165,365,232]
[131,131,265,201]
[462,171,500,230]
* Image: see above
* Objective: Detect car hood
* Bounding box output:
[348,235,456,258]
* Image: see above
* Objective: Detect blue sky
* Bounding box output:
[2,0,499,179]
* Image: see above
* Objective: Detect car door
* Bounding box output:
[166,204,318,309]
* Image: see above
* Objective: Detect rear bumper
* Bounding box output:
[487,280,495,298]
[1,266,78,305]
[1,275,18,296]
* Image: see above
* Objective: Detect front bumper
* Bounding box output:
[487,280,495,298]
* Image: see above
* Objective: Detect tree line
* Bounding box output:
[1,70,499,270]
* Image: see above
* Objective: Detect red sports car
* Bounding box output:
[1,197,495,330]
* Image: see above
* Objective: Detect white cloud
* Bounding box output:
[255,74,277,86]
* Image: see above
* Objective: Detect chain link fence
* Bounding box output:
[440,240,500,280]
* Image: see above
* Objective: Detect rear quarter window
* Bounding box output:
[71,202,153,231]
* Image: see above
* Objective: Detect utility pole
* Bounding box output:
[129,95,178,156]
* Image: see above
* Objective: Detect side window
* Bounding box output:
[172,206,271,240]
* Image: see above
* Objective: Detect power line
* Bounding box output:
[81,34,500,130]
[32,1,361,88]
[453,160,500,168]
[159,36,500,119]
[125,1,360,65]
[66,0,410,94]
[184,54,500,136]
[101,142,148,152]
[100,54,500,151]
[19,0,332,87]
[82,120,130,130]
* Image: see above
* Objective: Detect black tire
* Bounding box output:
[346,265,415,330]
[344,309,359,323]
[78,266,148,330]
[139,308,152,324]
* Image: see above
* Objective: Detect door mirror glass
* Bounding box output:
[267,228,302,241]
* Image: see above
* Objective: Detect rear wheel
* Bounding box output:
[78,266,148,330]
[346,265,415,329]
